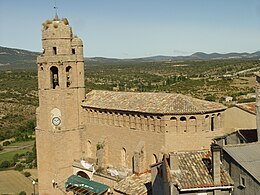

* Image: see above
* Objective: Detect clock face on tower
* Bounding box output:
[52,117,61,126]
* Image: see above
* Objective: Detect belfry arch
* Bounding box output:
[66,66,72,87]
[50,66,59,89]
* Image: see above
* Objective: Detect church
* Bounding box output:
[36,16,231,194]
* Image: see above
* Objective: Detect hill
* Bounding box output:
[1,46,260,69]
[0,46,39,69]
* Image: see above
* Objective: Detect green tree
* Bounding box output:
[0,160,11,168]
[205,95,216,102]
[23,171,31,177]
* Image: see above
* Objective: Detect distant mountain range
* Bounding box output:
[134,51,260,61]
[0,46,39,69]
[0,46,260,69]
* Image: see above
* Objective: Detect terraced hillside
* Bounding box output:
[0,71,37,140]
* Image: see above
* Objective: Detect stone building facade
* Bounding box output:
[222,143,260,195]
[224,102,256,131]
[36,17,229,195]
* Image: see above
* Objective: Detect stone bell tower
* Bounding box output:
[36,16,85,194]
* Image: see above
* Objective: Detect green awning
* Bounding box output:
[65,175,109,195]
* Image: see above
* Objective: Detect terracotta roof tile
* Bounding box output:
[235,102,256,115]
[82,90,226,115]
[171,151,233,190]
[113,173,151,194]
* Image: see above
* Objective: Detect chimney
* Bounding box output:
[169,152,179,172]
[211,143,221,185]
[255,73,260,142]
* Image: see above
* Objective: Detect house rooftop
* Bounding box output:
[82,90,226,115]
[170,150,233,190]
[223,142,260,183]
[234,102,256,115]
[113,173,151,194]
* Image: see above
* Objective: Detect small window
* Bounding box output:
[239,174,246,188]
[72,48,76,54]
[53,47,57,55]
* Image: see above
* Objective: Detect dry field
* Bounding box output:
[231,76,255,88]
[0,170,38,195]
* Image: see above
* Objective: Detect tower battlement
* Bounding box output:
[40,18,83,59]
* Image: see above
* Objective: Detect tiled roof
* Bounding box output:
[223,142,260,182]
[82,90,226,115]
[113,173,151,194]
[171,151,233,190]
[235,102,256,115]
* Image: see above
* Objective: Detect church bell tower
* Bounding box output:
[36,16,85,194]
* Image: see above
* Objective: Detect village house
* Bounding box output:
[222,143,260,195]
[150,144,234,195]
[224,102,256,131]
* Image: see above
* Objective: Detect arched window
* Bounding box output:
[103,111,108,125]
[53,47,57,55]
[169,117,177,133]
[119,113,124,127]
[136,115,141,130]
[66,66,72,87]
[143,115,148,131]
[89,109,93,122]
[130,114,136,129]
[189,116,197,132]
[121,148,127,167]
[149,116,155,132]
[125,114,130,128]
[155,116,161,132]
[114,112,119,126]
[204,115,210,131]
[94,110,98,123]
[108,112,113,125]
[98,111,102,124]
[77,171,90,179]
[180,116,187,132]
[211,114,215,131]
[50,66,59,89]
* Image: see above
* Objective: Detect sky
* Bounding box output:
[1,0,260,58]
